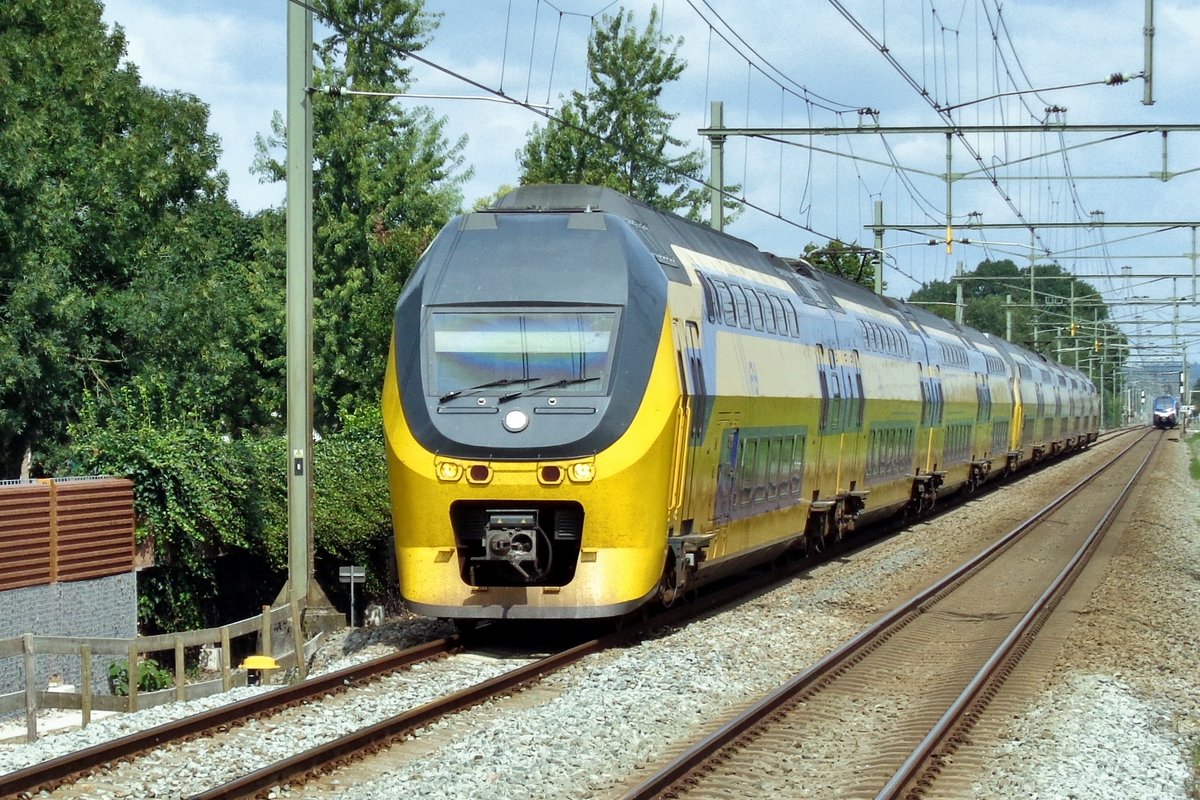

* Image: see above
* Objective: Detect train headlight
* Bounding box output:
[467,464,493,484]
[568,462,596,482]
[436,461,463,482]
[502,409,529,432]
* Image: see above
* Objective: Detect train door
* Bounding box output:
[841,350,866,492]
[814,344,837,500]
[670,319,705,533]
[715,427,739,524]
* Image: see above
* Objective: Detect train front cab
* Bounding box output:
[383,203,687,620]
[383,323,680,620]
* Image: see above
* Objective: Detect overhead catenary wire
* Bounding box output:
[286,0,844,242]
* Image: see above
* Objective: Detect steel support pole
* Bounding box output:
[286,2,314,607]
[874,200,884,295]
[708,101,725,232]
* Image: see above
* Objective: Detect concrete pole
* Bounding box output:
[708,101,725,232]
[1005,294,1013,341]
[286,2,314,607]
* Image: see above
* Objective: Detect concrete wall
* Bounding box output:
[0,572,138,696]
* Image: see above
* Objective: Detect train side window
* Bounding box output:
[784,300,800,337]
[697,273,719,324]
[738,439,756,507]
[714,280,736,326]
[766,438,780,498]
[753,438,769,503]
[747,290,765,331]
[855,371,866,427]
[761,293,778,334]
[790,435,805,495]
[732,286,752,329]
[769,295,788,336]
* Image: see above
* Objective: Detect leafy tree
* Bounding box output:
[58,381,394,631]
[800,241,880,291]
[518,6,735,222]
[253,0,469,430]
[0,0,267,476]
[906,259,1123,367]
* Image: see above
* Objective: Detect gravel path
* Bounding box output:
[1,432,1195,799]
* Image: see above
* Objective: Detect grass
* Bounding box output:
[1190,740,1200,799]
[1189,433,1200,481]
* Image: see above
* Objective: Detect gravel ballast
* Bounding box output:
[1,431,1195,799]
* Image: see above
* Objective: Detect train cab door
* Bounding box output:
[670,319,705,533]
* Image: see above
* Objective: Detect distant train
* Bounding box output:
[1152,395,1179,428]
[381,185,1100,622]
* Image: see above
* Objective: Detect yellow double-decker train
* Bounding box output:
[382,185,1099,621]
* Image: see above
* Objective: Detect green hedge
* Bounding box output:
[59,385,393,633]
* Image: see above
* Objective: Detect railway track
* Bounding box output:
[0,638,459,799]
[1,433,1140,800]
[621,428,1161,799]
[1,529,843,800]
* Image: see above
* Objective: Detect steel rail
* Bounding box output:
[186,632,621,800]
[876,430,1161,800]
[185,552,840,800]
[0,638,458,800]
[620,428,1155,799]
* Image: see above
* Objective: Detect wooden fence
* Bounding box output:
[0,601,319,742]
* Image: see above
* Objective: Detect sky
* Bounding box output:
[96,0,1200,375]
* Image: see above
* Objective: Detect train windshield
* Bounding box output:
[429,310,618,397]
[1153,396,1176,412]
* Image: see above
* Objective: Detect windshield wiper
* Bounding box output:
[498,376,600,403]
[439,376,540,404]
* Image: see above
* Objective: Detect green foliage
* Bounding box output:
[245,407,394,600]
[252,0,468,432]
[108,657,173,696]
[518,6,737,223]
[0,0,272,476]
[801,241,880,291]
[57,383,394,631]
[906,259,1123,364]
[58,381,282,633]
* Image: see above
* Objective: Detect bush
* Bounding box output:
[58,383,394,632]
[108,657,173,695]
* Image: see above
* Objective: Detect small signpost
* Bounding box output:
[338,565,365,627]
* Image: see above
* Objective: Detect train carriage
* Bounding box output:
[382,184,1099,621]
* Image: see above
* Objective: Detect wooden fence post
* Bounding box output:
[81,644,92,728]
[127,642,138,713]
[23,634,37,742]
[174,635,185,702]
[220,626,232,692]
[260,605,271,685]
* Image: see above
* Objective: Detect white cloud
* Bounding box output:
[94,0,1200,322]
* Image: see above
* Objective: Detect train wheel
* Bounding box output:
[658,554,682,609]
[452,619,480,638]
